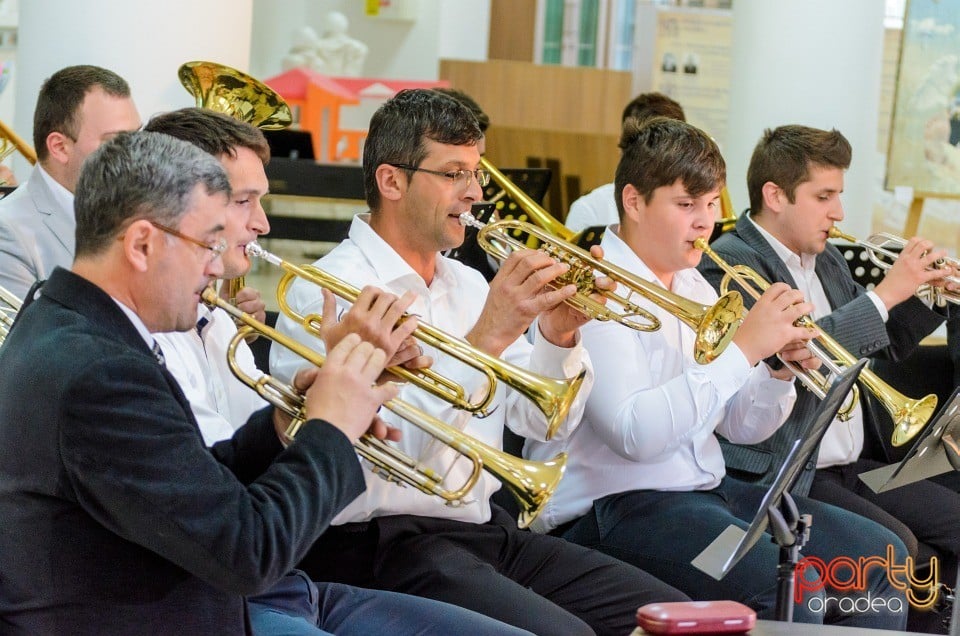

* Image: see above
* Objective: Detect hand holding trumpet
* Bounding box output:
[873,236,957,310]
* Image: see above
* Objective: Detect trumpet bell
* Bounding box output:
[890,393,938,447]
[696,291,745,364]
[178,61,292,129]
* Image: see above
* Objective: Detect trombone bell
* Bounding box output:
[178,61,293,130]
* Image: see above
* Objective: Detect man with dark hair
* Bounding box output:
[699,124,960,618]
[566,92,685,232]
[0,64,141,299]
[272,88,688,636]
[0,130,404,634]
[144,107,530,636]
[528,116,909,628]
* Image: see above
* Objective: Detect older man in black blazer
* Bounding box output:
[698,125,960,602]
[0,131,522,636]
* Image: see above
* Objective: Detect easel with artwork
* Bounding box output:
[886,0,960,240]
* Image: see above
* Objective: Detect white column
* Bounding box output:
[725,0,885,237]
[14,0,252,172]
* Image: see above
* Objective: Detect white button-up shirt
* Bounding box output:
[525,225,796,533]
[155,303,268,446]
[270,213,593,525]
[565,183,618,233]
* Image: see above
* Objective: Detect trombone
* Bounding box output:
[829,227,960,307]
[695,238,938,447]
[0,118,37,167]
[461,212,745,365]
[0,284,22,346]
[200,287,566,529]
[246,242,585,440]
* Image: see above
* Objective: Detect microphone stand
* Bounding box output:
[767,493,812,622]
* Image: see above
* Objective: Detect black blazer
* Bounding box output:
[0,268,365,635]
[697,215,944,495]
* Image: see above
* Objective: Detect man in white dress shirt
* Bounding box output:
[0,65,141,300]
[145,107,534,636]
[526,116,909,629]
[271,88,688,636]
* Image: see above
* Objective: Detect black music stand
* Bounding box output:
[691,359,868,622]
[859,386,960,493]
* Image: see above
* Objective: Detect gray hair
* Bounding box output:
[74,131,231,257]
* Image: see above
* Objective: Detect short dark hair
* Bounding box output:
[621,92,685,126]
[747,125,852,215]
[144,107,271,165]
[432,87,490,132]
[614,117,725,219]
[363,89,482,211]
[74,131,230,257]
[33,65,131,162]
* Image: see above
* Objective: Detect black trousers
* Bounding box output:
[299,505,688,636]
[811,458,960,567]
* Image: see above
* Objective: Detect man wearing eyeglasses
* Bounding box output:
[271,88,688,636]
[0,131,409,634]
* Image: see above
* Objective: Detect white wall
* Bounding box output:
[16,0,252,173]
[250,0,489,81]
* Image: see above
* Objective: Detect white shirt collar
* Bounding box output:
[110,297,154,348]
[350,213,457,291]
[746,213,817,272]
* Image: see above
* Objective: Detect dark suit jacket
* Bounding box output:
[0,268,365,635]
[697,215,943,495]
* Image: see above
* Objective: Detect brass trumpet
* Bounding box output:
[695,238,937,447]
[0,118,37,167]
[247,242,585,440]
[201,287,565,529]
[829,227,960,307]
[0,284,21,346]
[461,212,745,364]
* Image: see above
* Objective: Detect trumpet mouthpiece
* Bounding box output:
[827,227,855,242]
[459,212,482,229]
[244,241,282,266]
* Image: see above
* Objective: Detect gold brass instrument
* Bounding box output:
[201,286,566,529]
[480,156,576,242]
[178,61,292,130]
[0,284,21,346]
[461,211,745,364]
[695,238,937,447]
[0,118,37,167]
[829,227,960,307]
[178,61,294,300]
[246,242,585,440]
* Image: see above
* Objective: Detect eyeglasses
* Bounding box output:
[388,163,491,188]
[150,221,227,262]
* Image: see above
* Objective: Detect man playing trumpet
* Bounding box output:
[525,116,908,628]
[271,88,688,636]
[699,124,960,630]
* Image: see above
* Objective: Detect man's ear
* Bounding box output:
[761,181,784,214]
[45,131,72,165]
[375,164,405,202]
[620,183,644,223]
[121,219,154,273]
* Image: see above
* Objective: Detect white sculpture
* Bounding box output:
[281,11,368,77]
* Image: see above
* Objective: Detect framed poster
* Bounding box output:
[886,0,960,196]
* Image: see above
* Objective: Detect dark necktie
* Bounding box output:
[151,340,166,368]
[196,316,209,338]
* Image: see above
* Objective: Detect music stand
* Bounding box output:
[691,359,868,621]
[859,386,960,493]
